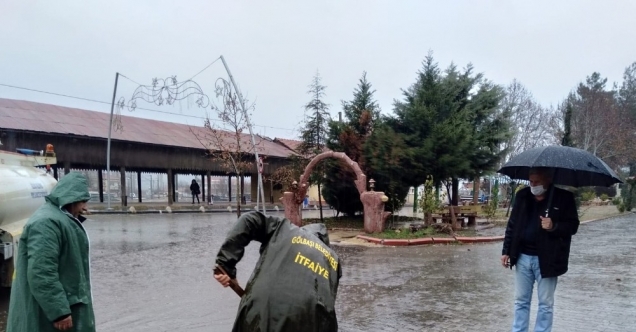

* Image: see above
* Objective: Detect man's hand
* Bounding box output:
[53,316,73,331]
[214,272,238,288]
[540,216,553,230]
[501,255,510,268]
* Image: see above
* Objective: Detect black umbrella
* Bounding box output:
[498,145,622,217]
[498,145,622,187]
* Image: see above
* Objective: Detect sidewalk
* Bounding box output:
[86,201,333,214]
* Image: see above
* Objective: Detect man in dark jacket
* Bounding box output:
[190,179,200,204]
[7,172,95,332]
[501,168,579,332]
[214,211,342,332]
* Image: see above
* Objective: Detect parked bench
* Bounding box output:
[441,205,478,227]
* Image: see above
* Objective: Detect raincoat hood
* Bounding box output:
[301,223,330,247]
[45,172,91,207]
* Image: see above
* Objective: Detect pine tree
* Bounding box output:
[323,72,379,216]
[464,80,511,204]
[561,102,574,147]
[390,53,509,217]
[391,53,475,206]
[298,72,331,221]
[363,121,412,215]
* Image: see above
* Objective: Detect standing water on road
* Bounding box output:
[0,212,634,331]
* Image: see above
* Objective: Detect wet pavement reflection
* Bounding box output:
[0,211,634,331]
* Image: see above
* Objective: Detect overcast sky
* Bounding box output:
[1,1,635,140]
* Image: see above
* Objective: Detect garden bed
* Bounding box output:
[302,215,419,230]
[374,226,477,239]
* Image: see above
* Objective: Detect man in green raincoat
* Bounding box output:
[7,172,95,332]
[214,211,342,332]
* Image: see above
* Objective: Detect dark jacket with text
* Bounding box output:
[216,212,342,332]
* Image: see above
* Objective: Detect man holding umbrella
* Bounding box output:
[501,167,579,331]
[499,145,621,332]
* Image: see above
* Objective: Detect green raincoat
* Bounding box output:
[216,211,342,332]
[7,172,95,332]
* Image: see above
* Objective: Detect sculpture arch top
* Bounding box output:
[299,151,367,195]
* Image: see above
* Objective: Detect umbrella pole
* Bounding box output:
[544,169,558,218]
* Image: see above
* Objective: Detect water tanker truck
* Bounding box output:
[0,144,57,287]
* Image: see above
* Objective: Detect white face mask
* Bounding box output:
[530,185,546,196]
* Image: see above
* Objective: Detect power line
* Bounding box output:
[0,82,296,132]
[118,73,143,86]
[189,57,222,80]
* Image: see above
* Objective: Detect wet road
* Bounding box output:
[1,212,634,331]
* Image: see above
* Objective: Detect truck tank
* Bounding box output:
[0,144,57,287]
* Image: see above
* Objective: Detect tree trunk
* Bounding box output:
[473,176,480,205]
[413,187,418,213]
[449,205,460,231]
[318,182,324,222]
[425,212,432,226]
[451,178,459,206]
[435,185,440,203]
[506,183,518,217]
[236,175,241,217]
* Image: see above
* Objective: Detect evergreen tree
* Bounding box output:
[298,72,331,221]
[391,54,475,204]
[464,80,511,197]
[389,53,509,207]
[618,62,636,176]
[363,120,412,213]
[322,72,379,216]
[618,62,636,117]
[561,101,574,147]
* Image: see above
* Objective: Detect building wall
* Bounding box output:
[0,129,289,175]
[306,185,323,204]
[250,176,284,205]
[249,179,322,206]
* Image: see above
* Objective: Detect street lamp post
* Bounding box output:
[219,56,266,215]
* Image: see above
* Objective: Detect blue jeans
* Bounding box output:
[512,254,558,332]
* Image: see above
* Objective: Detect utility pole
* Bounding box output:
[106,72,120,210]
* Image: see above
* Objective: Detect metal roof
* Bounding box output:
[0,98,295,158]
[274,137,302,152]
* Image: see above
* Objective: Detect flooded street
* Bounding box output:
[1,212,634,331]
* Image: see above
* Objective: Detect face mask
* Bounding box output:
[530,185,546,196]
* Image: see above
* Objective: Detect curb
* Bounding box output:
[325,228,364,232]
[580,212,633,224]
[355,234,505,247]
[86,208,286,215]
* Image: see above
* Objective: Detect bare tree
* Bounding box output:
[266,154,308,192]
[500,80,557,163]
[567,72,636,168]
[193,79,261,216]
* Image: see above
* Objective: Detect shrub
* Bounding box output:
[617,203,626,213]
[612,197,621,206]
[600,193,609,202]
[580,190,596,202]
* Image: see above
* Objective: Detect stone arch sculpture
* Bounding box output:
[280,151,391,233]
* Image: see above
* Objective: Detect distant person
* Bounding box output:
[7,172,95,332]
[214,211,342,332]
[501,167,580,332]
[190,179,201,204]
